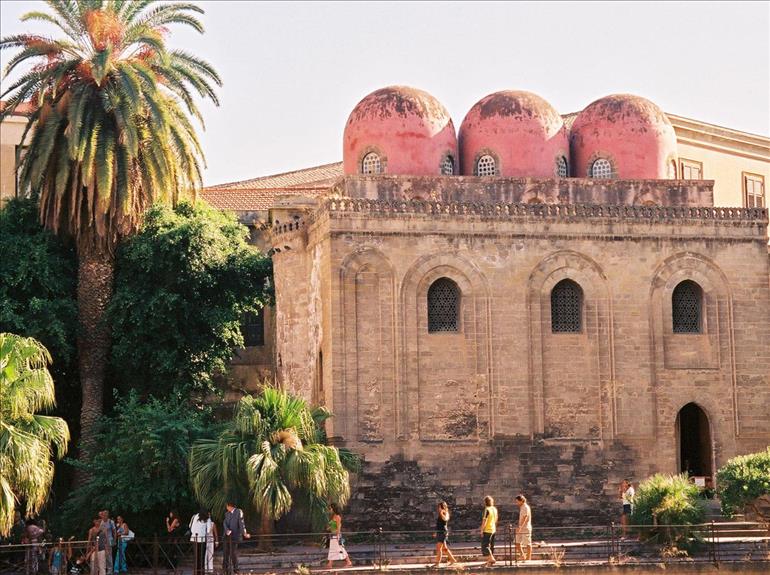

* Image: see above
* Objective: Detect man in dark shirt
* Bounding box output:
[222,501,250,574]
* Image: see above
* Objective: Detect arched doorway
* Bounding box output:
[676,403,713,479]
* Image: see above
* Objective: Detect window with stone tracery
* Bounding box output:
[362,152,382,175]
[241,308,265,346]
[476,155,497,176]
[441,155,455,175]
[590,158,613,179]
[551,279,583,333]
[672,280,703,333]
[556,156,568,178]
[427,277,460,333]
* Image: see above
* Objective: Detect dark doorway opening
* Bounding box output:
[677,402,712,478]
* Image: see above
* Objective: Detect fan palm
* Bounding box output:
[0,1,221,472]
[189,388,354,540]
[0,333,70,536]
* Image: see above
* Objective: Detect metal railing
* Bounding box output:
[1,521,768,574]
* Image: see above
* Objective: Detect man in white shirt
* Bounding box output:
[515,495,532,561]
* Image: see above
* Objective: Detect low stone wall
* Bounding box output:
[347,437,636,531]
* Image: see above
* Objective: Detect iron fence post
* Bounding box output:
[377,526,384,569]
[506,523,512,567]
[609,521,615,563]
[152,535,159,575]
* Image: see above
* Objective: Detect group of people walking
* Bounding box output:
[8,494,541,574]
[432,495,534,568]
[86,511,131,575]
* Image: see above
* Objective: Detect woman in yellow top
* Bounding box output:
[479,496,498,566]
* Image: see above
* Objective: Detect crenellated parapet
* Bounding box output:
[321,198,768,223]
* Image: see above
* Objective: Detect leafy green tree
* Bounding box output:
[189,388,354,538]
[108,200,272,399]
[717,448,770,521]
[630,473,706,551]
[0,198,77,368]
[0,0,221,473]
[0,198,79,430]
[60,391,210,536]
[0,333,70,536]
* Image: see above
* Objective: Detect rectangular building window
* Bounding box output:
[15,145,31,198]
[241,308,265,347]
[743,173,765,208]
[680,159,703,180]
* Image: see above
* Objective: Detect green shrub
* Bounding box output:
[716,447,770,520]
[59,392,212,536]
[630,473,706,551]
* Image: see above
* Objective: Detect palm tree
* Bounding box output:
[189,388,355,542]
[0,1,221,475]
[0,333,70,536]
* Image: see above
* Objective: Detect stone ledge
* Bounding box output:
[321,199,768,223]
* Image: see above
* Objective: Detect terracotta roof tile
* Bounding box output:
[205,161,343,190]
[200,187,328,211]
[202,161,342,212]
[0,100,35,116]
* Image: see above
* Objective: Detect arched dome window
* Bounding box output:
[476,155,497,176]
[672,280,703,333]
[551,279,583,333]
[556,156,568,178]
[441,155,455,175]
[427,278,460,333]
[590,158,613,179]
[361,152,383,175]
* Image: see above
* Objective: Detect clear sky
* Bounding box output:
[1,1,768,186]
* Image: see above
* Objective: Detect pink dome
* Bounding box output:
[458,90,568,177]
[570,94,678,179]
[343,86,458,176]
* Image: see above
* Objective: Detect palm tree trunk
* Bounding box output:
[259,512,274,551]
[73,249,115,487]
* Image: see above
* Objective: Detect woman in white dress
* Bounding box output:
[189,510,218,574]
[326,504,352,569]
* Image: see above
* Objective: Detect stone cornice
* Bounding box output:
[320,198,768,224]
[269,199,768,246]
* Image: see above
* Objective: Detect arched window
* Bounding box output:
[362,152,382,175]
[590,158,613,179]
[551,279,583,333]
[668,159,677,179]
[441,155,455,175]
[672,280,703,333]
[556,156,568,178]
[241,309,265,346]
[427,278,460,333]
[476,155,497,176]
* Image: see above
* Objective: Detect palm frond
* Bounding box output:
[0,333,70,537]
[0,0,220,254]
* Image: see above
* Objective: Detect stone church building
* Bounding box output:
[201,87,770,527]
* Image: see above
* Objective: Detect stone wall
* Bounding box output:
[334,175,715,207]
[268,176,770,530]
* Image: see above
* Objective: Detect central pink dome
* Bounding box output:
[569,94,678,179]
[459,90,568,177]
[343,86,458,176]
